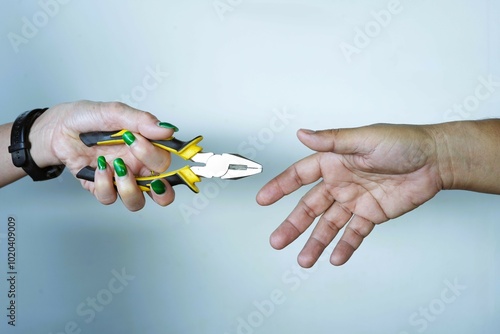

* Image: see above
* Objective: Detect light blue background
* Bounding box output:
[1,1,499,333]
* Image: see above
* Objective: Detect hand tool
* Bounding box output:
[76,130,262,193]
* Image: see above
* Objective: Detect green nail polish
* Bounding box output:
[151,179,166,195]
[123,131,136,146]
[158,122,179,132]
[113,158,127,177]
[97,156,107,170]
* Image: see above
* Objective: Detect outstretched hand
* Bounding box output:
[257,124,443,267]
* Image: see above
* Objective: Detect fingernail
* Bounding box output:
[97,156,107,170]
[301,129,315,134]
[151,179,166,195]
[113,158,127,177]
[122,131,136,146]
[158,122,179,132]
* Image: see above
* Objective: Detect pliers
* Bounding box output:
[76,130,263,193]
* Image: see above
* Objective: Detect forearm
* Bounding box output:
[0,123,27,187]
[430,119,500,194]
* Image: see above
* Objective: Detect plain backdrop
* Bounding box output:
[0,1,499,333]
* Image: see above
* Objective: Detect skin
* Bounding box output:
[2,101,498,265]
[257,120,500,268]
[0,100,176,211]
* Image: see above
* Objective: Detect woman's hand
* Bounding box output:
[29,100,179,211]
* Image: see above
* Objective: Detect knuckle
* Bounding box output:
[106,101,128,113]
[329,128,341,136]
[142,111,158,122]
[97,194,117,205]
[322,216,341,234]
[301,200,317,219]
[147,149,170,172]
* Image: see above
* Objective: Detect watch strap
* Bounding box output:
[8,108,65,181]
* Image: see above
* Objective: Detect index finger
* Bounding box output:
[256,153,323,206]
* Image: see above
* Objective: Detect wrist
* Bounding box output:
[28,107,61,168]
[426,121,473,191]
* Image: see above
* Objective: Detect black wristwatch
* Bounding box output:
[8,108,65,181]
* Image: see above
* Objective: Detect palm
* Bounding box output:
[319,135,441,224]
[257,124,442,267]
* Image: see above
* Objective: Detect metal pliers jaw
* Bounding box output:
[190,152,262,179]
[76,130,263,193]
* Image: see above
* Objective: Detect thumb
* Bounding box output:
[297,128,369,155]
[132,110,179,141]
[97,102,178,140]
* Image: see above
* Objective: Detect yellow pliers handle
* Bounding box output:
[76,130,204,193]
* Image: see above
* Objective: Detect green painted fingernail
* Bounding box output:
[97,156,107,170]
[113,158,127,177]
[158,122,179,132]
[151,179,166,195]
[123,131,136,146]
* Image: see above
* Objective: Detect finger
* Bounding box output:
[68,101,174,139]
[297,201,352,268]
[256,154,323,206]
[113,158,145,212]
[96,101,178,140]
[270,181,334,250]
[93,156,117,205]
[330,215,375,266]
[122,131,170,173]
[297,127,373,155]
[148,179,175,207]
